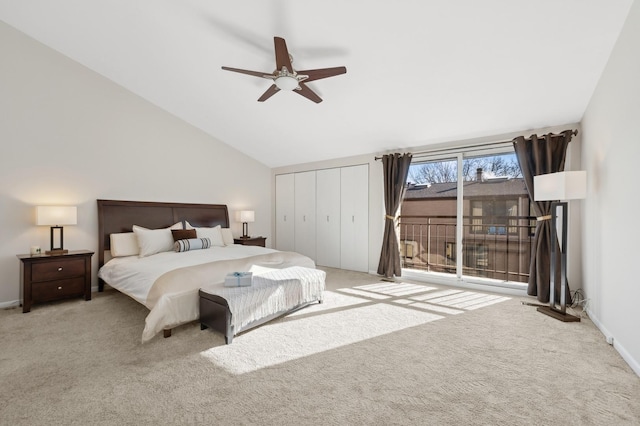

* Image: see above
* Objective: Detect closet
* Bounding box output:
[274,164,369,272]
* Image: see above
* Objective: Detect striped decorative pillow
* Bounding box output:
[174,237,212,252]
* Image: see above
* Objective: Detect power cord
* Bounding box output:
[569,289,590,319]
[570,289,585,308]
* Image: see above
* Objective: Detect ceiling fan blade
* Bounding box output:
[295,83,323,103]
[274,37,293,72]
[297,66,347,83]
[258,84,280,102]
[222,66,272,79]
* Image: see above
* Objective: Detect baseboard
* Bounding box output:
[587,307,640,378]
[400,269,528,297]
[2,287,101,309]
[0,299,20,310]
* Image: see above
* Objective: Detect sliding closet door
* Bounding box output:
[294,171,317,261]
[340,164,369,272]
[275,174,295,252]
[316,168,341,268]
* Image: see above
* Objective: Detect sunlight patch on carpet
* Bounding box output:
[286,290,370,317]
[410,289,463,301]
[337,288,392,300]
[200,303,443,375]
[450,295,510,310]
[413,290,510,310]
[355,282,438,297]
[393,299,465,315]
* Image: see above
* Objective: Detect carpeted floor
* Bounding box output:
[1,267,639,425]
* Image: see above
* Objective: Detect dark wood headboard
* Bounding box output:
[97,199,229,269]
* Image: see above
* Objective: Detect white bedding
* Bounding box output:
[99,245,277,307]
[98,245,316,342]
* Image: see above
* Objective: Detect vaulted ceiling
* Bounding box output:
[0,0,633,167]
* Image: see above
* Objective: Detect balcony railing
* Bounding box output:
[398,215,536,283]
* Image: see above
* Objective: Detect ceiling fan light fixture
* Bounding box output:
[274,75,299,91]
[221,36,346,103]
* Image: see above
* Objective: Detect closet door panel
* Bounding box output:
[275,174,295,252]
[340,165,369,272]
[294,171,317,261]
[316,168,341,268]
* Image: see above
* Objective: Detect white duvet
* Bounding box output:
[98,245,315,342]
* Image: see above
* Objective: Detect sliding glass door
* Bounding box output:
[400,146,534,286]
[400,156,459,277]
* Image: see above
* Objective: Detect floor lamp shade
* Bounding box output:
[236,210,255,238]
[36,206,77,255]
[533,171,586,322]
[534,171,587,202]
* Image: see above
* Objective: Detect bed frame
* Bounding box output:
[97,199,231,337]
[97,199,230,280]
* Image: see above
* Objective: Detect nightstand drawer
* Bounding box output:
[32,277,85,302]
[31,258,85,282]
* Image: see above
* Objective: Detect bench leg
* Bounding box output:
[163,329,172,338]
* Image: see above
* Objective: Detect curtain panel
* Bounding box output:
[512,130,576,303]
[377,153,412,278]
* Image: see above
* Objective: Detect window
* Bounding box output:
[445,242,456,263]
[470,200,519,235]
[465,243,488,268]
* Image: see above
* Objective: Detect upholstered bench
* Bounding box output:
[199,266,325,344]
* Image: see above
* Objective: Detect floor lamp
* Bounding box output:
[533,171,586,322]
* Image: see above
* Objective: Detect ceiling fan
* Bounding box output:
[222,36,347,103]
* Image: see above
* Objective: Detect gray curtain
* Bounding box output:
[512,130,576,303]
[377,153,413,278]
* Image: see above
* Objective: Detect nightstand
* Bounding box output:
[17,250,94,313]
[233,237,266,247]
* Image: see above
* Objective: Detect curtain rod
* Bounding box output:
[374,129,578,161]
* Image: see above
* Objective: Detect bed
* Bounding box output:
[96,199,320,342]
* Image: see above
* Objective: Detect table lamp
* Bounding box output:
[36,206,77,255]
[237,210,255,239]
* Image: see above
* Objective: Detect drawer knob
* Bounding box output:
[58,267,63,271]
[58,286,62,290]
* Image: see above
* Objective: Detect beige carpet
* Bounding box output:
[1,267,638,425]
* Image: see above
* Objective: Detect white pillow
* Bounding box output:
[110,232,139,257]
[133,223,183,257]
[221,228,234,246]
[194,225,225,247]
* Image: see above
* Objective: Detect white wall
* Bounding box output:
[0,21,271,306]
[581,0,640,375]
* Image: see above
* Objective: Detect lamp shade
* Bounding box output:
[36,206,77,226]
[237,210,255,223]
[534,171,586,201]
